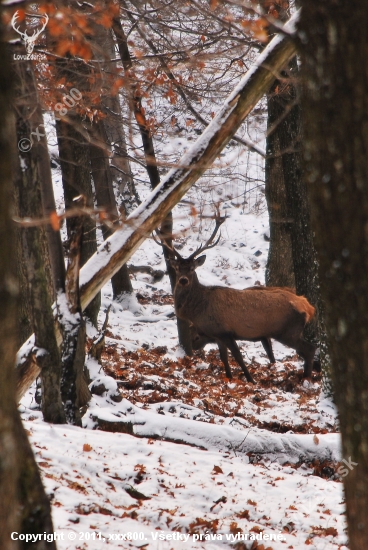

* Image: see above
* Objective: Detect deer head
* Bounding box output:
[154,216,225,288]
[11,11,49,54]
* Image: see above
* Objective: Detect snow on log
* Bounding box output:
[16,13,298,401]
[85,398,341,465]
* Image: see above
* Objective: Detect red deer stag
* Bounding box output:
[156,219,316,383]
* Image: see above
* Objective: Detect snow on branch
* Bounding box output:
[78,11,299,312]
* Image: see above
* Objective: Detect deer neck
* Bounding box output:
[174,274,205,321]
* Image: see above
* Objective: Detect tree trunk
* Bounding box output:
[82,21,133,299]
[0,40,21,550]
[88,118,133,298]
[16,418,56,550]
[275,59,321,345]
[60,198,90,426]
[15,224,33,347]
[37,125,66,294]
[10,51,64,343]
[299,2,368,548]
[1,35,56,550]
[265,80,295,288]
[100,28,140,211]
[12,46,65,424]
[56,117,101,326]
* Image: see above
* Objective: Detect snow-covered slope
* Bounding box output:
[20,77,348,549]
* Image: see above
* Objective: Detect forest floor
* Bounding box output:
[20,194,348,550]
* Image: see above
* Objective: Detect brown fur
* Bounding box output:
[171,255,316,382]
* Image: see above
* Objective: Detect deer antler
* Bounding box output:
[11,12,26,41]
[188,215,226,260]
[11,11,49,54]
[152,229,183,260]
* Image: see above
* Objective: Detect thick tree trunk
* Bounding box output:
[16,417,56,550]
[12,47,65,424]
[299,2,368,548]
[0,39,21,550]
[265,80,295,288]
[11,52,64,343]
[1,36,56,550]
[275,59,321,347]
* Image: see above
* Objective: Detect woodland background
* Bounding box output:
[0,1,368,549]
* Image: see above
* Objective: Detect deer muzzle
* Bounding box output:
[178,276,189,286]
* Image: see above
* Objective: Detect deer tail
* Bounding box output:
[304,301,316,323]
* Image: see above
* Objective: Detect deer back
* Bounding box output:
[177,283,315,341]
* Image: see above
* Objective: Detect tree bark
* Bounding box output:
[1,34,56,549]
[10,52,64,343]
[99,28,139,210]
[88,118,133,297]
[37,126,66,294]
[275,58,321,347]
[56,117,101,326]
[0,38,21,550]
[265,79,295,288]
[298,2,368,548]
[12,46,65,424]
[15,14,298,398]
[60,198,90,426]
[15,224,33,347]
[85,21,134,299]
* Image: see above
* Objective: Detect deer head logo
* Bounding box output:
[11,11,49,54]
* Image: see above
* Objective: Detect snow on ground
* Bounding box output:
[19,415,346,550]
[21,101,348,550]
[20,196,347,549]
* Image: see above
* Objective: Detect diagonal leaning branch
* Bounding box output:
[16,12,298,401]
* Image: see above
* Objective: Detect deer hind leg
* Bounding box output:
[261,337,275,364]
[219,335,255,384]
[216,341,232,379]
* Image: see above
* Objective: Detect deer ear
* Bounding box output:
[194,255,206,268]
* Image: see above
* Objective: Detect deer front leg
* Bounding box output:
[261,337,276,364]
[216,340,232,379]
[220,335,255,384]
